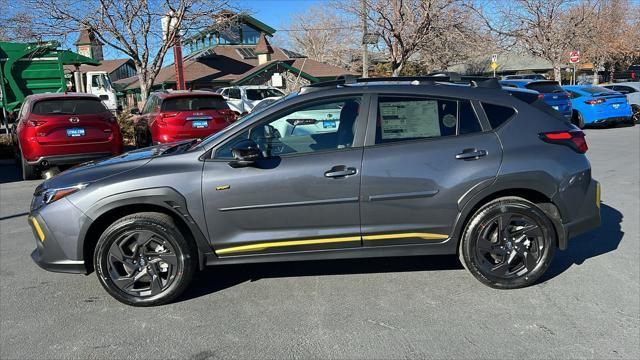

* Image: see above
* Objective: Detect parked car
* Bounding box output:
[562,85,633,128]
[500,80,573,120]
[11,93,122,180]
[217,85,285,114]
[132,90,237,147]
[502,74,547,80]
[601,82,640,123]
[29,77,600,306]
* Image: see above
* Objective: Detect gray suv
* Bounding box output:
[28,78,601,306]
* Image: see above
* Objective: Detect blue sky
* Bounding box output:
[238,0,329,31]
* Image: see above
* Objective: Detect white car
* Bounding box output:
[602,82,640,123]
[218,85,285,115]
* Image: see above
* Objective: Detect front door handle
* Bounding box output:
[455,148,488,160]
[325,165,357,178]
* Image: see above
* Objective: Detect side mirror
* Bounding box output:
[130,108,140,115]
[230,139,262,167]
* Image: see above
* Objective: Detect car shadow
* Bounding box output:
[179,254,464,303]
[541,203,623,282]
[0,160,22,184]
[179,203,623,302]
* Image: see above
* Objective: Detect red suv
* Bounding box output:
[132,90,237,147]
[12,93,123,180]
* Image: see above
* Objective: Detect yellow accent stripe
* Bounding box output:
[215,236,361,255]
[596,182,601,209]
[215,232,449,255]
[363,232,449,241]
[30,217,45,242]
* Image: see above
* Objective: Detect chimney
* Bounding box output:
[254,32,273,65]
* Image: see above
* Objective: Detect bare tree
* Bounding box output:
[26,0,237,101]
[282,5,360,72]
[337,0,471,77]
[582,0,640,83]
[473,0,594,82]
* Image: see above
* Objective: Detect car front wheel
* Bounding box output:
[94,212,196,306]
[459,197,556,289]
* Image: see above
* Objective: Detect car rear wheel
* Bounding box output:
[94,212,196,306]
[459,197,556,289]
[572,111,585,129]
[20,153,38,180]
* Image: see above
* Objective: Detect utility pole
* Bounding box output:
[361,0,369,78]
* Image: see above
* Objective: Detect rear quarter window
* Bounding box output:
[481,103,516,129]
[31,98,108,115]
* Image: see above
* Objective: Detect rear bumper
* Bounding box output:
[27,152,112,166]
[558,180,601,249]
[589,116,632,125]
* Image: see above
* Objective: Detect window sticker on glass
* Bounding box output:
[380,100,441,139]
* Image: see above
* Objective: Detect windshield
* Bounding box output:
[32,98,109,115]
[189,92,297,151]
[162,96,229,111]
[525,81,565,94]
[245,88,285,101]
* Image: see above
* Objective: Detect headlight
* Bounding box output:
[43,183,89,204]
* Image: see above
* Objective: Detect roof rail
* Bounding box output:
[301,74,500,93]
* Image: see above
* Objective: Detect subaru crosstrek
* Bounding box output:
[132,90,237,147]
[29,78,601,306]
[12,93,123,180]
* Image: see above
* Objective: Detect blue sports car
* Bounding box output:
[562,85,633,128]
[500,80,573,119]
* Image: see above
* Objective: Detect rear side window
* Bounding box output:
[524,81,564,93]
[481,103,516,129]
[375,97,481,144]
[245,88,284,101]
[31,98,108,115]
[162,96,229,111]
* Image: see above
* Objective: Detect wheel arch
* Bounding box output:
[79,187,211,273]
[452,187,566,252]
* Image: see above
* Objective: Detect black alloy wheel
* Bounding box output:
[94,212,196,306]
[460,197,556,289]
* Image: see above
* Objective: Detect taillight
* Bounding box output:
[540,130,588,153]
[161,112,178,118]
[27,120,47,127]
[537,94,545,100]
[584,98,605,105]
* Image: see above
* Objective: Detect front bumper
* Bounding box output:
[28,198,89,274]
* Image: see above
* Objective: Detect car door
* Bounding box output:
[226,87,244,114]
[202,95,369,256]
[360,94,502,246]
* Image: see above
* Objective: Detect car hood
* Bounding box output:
[39,140,193,190]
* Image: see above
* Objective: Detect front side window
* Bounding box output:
[375,97,481,144]
[215,97,361,159]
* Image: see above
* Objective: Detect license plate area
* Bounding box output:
[66,128,85,137]
[191,120,209,128]
[323,120,336,129]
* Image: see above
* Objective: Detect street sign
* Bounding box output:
[490,62,498,70]
[569,51,580,64]
[491,54,498,63]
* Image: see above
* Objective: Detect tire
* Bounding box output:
[20,153,38,180]
[459,197,556,289]
[94,212,197,306]
[632,104,639,124]
[572,111,585,129]
[134,128,150,149]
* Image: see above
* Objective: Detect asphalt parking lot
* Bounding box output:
[0,126,638,359]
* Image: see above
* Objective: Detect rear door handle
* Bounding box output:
[455,149,488,160]
[325,165,357,178]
